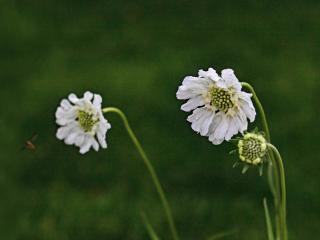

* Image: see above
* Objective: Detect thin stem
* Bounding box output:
[141,212,161,240]
[102,107,179,240]
[268,143,287,240]
[241,82,281,239]
[241,82,270,141]
[263,198,275,240]
[269,152,282,240]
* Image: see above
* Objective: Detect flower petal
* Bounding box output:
[68,93,79,104]
[235,110,248,133]
[221,69,241,91]
[92,138,100,151]
[187,107,215,136]
[75,134,85,147]
[213,115,229,141]
[84,91,93,101]
[198,68,220,81]
[56,126,70,140]
[64,131,80,145]
[60,99,72,110]
[225,117,239,141]
[93,94,102,108]
[56,122,78,140]
[181,95,205,112]
[55,107,77,124]
[176,77,209,100]
[239,99,256,122]
[79,136,93,154]
[208,112,229,144]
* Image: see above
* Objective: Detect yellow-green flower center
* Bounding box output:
[77,110,98,132]
[238,134,267,165]
[210,87,234,112]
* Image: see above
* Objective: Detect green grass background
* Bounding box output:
[1,0,319,239]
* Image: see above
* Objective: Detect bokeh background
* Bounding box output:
[1,0,319,239]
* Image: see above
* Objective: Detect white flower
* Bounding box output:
[55,91,111,154]
[176,68,256,144]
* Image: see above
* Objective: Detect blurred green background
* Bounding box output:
[1,0,319,239]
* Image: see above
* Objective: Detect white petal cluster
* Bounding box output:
[55,91,111,154]
[177,68,256,144]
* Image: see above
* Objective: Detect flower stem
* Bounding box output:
[241,82,282,239]
[268,143,287,240]
[102,107,179,240]
[241,82,279,196]
[241,82,270,141]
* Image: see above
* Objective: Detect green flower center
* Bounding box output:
[77,110,98,132]
[210,87,234,112]
[238,136,266,165]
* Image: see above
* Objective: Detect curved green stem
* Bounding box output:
[241,82,279,198]
[268,143,287,240]
[141,212,161,240]
[102,107,179,240]
[241,82,270,141]
[268,152,282,240]
[241,82,281,239]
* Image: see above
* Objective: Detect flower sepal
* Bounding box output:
[229,149,238,155]
[232,160,264,176]
[229,136,242,145]
[242,164,250,174]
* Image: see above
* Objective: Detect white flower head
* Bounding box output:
[55,91,111,154]
[176,68,256,144]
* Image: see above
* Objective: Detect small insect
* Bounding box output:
[23,134,38,151]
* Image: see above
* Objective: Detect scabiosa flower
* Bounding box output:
[55,91,111,154]
[230,131,268,175]
[238,132,267,165]
[176,68,256,144]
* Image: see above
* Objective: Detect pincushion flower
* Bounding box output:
[55,91,111,154]
[176,68,256,144]
[238,132,267,165]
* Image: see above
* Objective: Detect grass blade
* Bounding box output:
[263,198,275,240]
[141,212,161,240]
[207,228,238,240]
